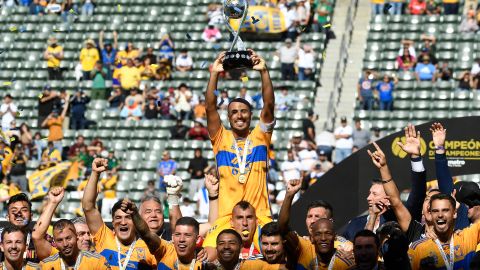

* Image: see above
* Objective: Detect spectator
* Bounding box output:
[69,90,90,130]
[284,2,298,41]
[315,128,335,161]
[118,58,141,91]
[301,161,325,190]
[43,37,64,80]
[41,99,69,152]
[45,0,61,14]
[119,98,142,121]
[67,135,86,159]
[216,90,230,110]
[426,0,441,14]
[398,39,416,58]
[32,132,46,161]
[170,119,188,139]
[0,94,17,132]
[236,87,254,105]
[375,74,397,111]
[187,148,208,198]
[193,185,210,219]
[297,39,316,81]
[157,151,177,193]
[296,0,310,29]
[276,38,298,80]
[357,70,375,110]
[107,86,125,112]
[158,96,173,120]
[458,71,474,91]
[55,90,71,130]
[280,150,302,182]
[415,55,436,82]
[371,0,385,15]
[99,31,118,79]
[275,86,296,111]
[206,3,223,25]
[156,58,172,81]
[317,150,333,172]
[124,88,144,107]
[471,58,480,76]
[442,0,459,14]
[141,47,157,65]
[61,0,77,23]
[42,141,62,163]
[302,110,317,144]
[312,0,332,31]
[79,39,100,80]
[417,47,438,66]
[90,62,108,99]
[193,99,206,122]
[395,47,416,71]
[351,230,383,270]
[144,179,161,198]
[158,34,175,64]
[202,23,222,43]
[288,131,308,157]
[437,62,453,81]
[19,123,32,158]
[352,120,371,150]
[419,34,437,56]
[174,83,193,120]
[334,117,353,164]
[9,144,28,192]
[29,0,45,15]
[139,58,157,81]
[81,0,94,15]
[388,0,403,14]
[175,49,193,72]
[143,98,160,120]
[116,42,140,66]
[298,141,318,173]
[371,126,384,141]
[188,121,209,141]
[459,9,479,32]
[408,0,426,14]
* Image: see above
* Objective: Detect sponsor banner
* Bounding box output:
[291,117,480,233]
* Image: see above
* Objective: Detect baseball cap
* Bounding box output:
[340,117,347,122]
[319,150,326,156]
[455,181,480,208]
[293,131,303,137]
[285,38,292,43]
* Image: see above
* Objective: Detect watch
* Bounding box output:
[435,146,445,150]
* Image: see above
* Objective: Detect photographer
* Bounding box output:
[69,90,91,130]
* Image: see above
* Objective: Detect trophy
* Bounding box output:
[222,0,254,70]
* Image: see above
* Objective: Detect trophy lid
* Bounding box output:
[223,0,246,19]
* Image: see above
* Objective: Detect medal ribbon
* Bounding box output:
[314,252,336,270]
[174,258,196,270]
[233,138,250,175]
[116,237,137,270]
[60,252,83,270]
[434,237,454,270]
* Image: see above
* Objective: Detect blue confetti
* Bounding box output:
[19,25,26,33]
[212,44,221,50]
[186,33,192,40]
[214,90,219,96]
[201,61,208,68]
[251,16,259,24]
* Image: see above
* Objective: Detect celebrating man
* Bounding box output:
[82,158,156,269]
[204,49,275,258]
[39,219,110,269]
[0,226,40,270]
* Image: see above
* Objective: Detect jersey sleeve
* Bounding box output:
[93,223,112,253]
[153,240,176,262]
[210,124,225,153]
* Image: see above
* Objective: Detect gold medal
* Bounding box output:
[239,174,246,184]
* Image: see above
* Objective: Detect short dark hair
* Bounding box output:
[111,199,126,219]
[53,219,76,234]
[175,217,199,235]
[354,229,380,248]
[234,201,254,211]
[307,200,334,218]
[228,98,253,112]
[217,229,242,245]
[1,225,26,243]
[6,193,31,212]
[429,193,456,210]
[371,179,384,185]
[260,222,281,238]
[427,188,441,194]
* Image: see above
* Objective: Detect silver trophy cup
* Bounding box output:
[222,0,254,70]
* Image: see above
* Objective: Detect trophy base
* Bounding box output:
[222,51,254,71]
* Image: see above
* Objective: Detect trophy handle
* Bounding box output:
[223,0,249,52]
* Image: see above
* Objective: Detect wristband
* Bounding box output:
[381,178,393,184]
[435,146,445,150]
[208,194,219,201]
[167,195,180,207]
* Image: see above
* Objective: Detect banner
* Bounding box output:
[28,161,79,199]
[290,117,480,234]
[229,6,286,34]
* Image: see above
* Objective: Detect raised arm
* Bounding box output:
[99,31,104,50]
[32,186,64,260]
[368,142,411,232]
[121,199,162,254]
[205,52,225,137]
[60,93,70,118]
[278,179,302,235]
[113,31,118,50]
[164,175,183,233]
[82,158,108,235]
[205,174,219,228]
[250,49,274,123]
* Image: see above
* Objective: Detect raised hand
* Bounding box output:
[286,179,302,196]
[248,49,266,71]
[211,52,225,73]
[165,175,183,196]
[369,195,390,216]
[120,198,138,215]
[48,186,65,205]
[430,122,446,148]
[367,142,387,169]
[92,158,108,173]
[204,174,219,197]
[396,124,421,156]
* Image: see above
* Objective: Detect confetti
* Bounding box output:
[117,4,122,12]
[10,138,15,142]
[42,137,49,141]
[299,25,307,32]
[0,50,5,55]
[38,94,43,99]
[2,82,12,86]
[16,112,21,117]
[241,76,248,82]
[150,64,159,69]
[251,16,259,24]
[214,90,219,96]
[212,44,221,51]
[19,26,26,33]
[383,3,392,14]
[9,26,17,32]
[186,33,192,40]
[322,51,326,61]
[69,8,76,14]
[322,24,331,29]
[201,61,208,68]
